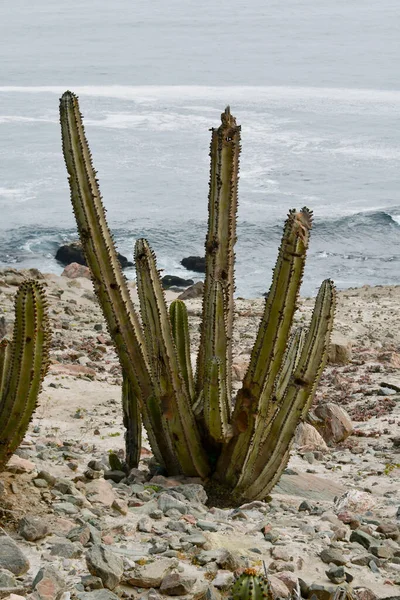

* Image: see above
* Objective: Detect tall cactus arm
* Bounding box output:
[196,108,240,400]
[122,369,142,469]
[135,238,210,478]
[59,91,164,466]
[234,279,336,500]
[169,300,195,403]
[0,281,50,469]
[217,209,312,486]
[203,357,232,443]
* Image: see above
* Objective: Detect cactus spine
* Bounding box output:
[0,281,50,470]
[60,91,335,504]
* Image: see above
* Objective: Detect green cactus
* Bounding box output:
[60,91,335,504]
[0,280,50,470]
[231,570,272,600]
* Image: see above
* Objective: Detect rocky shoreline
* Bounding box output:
[0,267,399,600]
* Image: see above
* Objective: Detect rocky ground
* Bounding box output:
[0,267,399,600]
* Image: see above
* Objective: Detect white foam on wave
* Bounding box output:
[85,111,211,131]
[1,85,400,106]
[333,145,400,161]
[0,115,56,125]
[389,214,400,226]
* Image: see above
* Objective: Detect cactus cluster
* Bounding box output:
[60,91,335,504]
[0,281,50,471]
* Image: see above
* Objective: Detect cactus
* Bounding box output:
[60,91,335,504]
[231,569,272,600]
[0,280,50,470]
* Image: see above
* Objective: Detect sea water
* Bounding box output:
[1,0,399,297]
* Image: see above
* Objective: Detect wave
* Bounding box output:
[1,85,400,106]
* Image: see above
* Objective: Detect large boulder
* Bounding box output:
[62,263,91,279]
[313,402,353,444]
[181,256,206,273]
[178,281,204,300]
[0,538,30,576]
[56,242,132,269]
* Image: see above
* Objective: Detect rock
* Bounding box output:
[81,575,104,590]
[56,242,132,269]
[294,422,328,451]
[0,569,17,589]
[137,517,153,533]
[160,572,197,595]
[158,493,187,514]
[320,547,347,566]
[328,333,353,365]
[197,520,219,532]
[298,500,313,512]
[275,572,299,594]
[336,490,375,514]
[370,544,394,559]
[308,584,338,600]
[111,499,128,515]
[175,484,207,504]
[19,516,50,541]
[274,472,345,501]
[0,539,29,576]
[268,575,291,599]
[313,403,353,443]
[353,589,378,600]
[61,263,91,279]
[377,522,399,539]
[86,545,123,590]
[183,533,207,547]
[77,592,119,600]
[32,567,66,600]
[351,553,375,566]
[6,455,35,474]
[103,470,125,484]
[68,524,101,546]
[325,565,346,584]
[181,256,206,273]
[178,282,204,300]
[350,529,375,550]
[126,558,178,588]
[212,571,234,590]
[85,480,115,507]
[161,275,194,289]
[50,540,83,558]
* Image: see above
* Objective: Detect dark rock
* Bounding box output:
[325,566,346,584]
[19,515,50,541]
[103,470,126,483]
[307,583,337,600]
[161,275,194,289]
[298,500,313,512]
[370,544,394,559]
[86,545,124,590]
[0,538,30,575]
[56,242,132,269]
[50,539,83,558]
[320,547,347,566]
[350,529,375,549]
[81,575,104,590]
[181,256,206,273]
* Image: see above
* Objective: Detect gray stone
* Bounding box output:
[81,575,104,590]
[149,509,163,520]
[0,568,17,589]
[86,545,124,590]
[19,515,50,541]
[351,553,375,566]
[325,566,346,584]
[370,544,394,559]
[369,560,380,573]
[77,591,119,600]
[32,566,66,600]
[126,557,178,588]
[0,538,29,576]
[212,570,235,590]
[103,470,126,484]
[183,533,207,547]
[160,572,197,595]
[350,529,375,549]
[53,501,79,515]
[50,540,83,558]
[197,520,219,532]
[137,517,153,533]
[158,493,187,515]
[320,547,347,566]
[68,524,101,546]
[308,583,338,600]
[175,484,207,505]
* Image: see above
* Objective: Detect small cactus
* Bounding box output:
[0,280,50,470]
[231,569,272,600]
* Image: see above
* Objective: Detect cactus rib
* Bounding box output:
[169,300,194,403]
[122,369,142,469]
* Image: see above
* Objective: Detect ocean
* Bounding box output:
[1,1,400,298]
